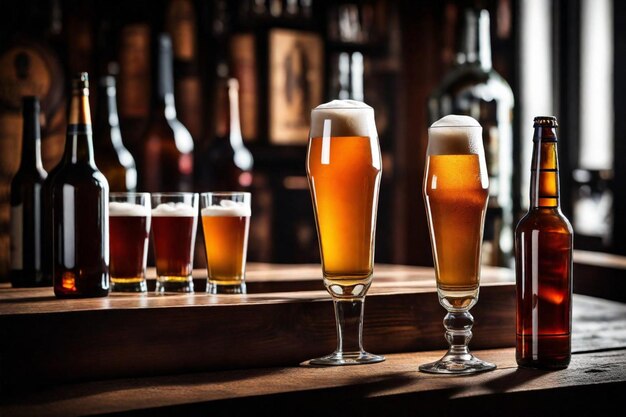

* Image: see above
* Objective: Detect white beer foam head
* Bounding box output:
[201,199,251,217]
[427,115,483,155]
[310,100,377,138]
[109,202,150,217]
[152,202,196,217]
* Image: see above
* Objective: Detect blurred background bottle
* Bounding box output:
[142,33,194,192]
[94,73,137,192]
[428,9,514,267]
[10,96,48,287]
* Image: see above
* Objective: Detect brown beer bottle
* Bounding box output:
[52,73,110,298]
[515,116,573,369]
[94,75,138,192]
[199,77,253,191]
[142,33,194,192]
[10,97,49,287]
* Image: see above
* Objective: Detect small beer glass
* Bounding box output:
[201,192,251,294]
[109,193,151,292]
[151,193,198,293]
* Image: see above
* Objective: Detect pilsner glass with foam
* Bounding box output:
[201,192,251,294]
[151,193,198,293]
[420,115,495,374]
[306,100,384,366]
[109,193,151,292]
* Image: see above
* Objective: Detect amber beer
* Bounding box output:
[151,193,198,293]
[306,102,382,296]
[423,116,489,310]
[201,193,251,294]
[109,195,150,292]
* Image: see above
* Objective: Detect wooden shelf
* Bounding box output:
[0,264,515,390]
[0,295,624,417]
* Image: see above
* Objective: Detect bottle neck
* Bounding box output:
[65,86,96,165]
[457,9,492,71]
[20,99,44,171]
[530,127,561,209]
[154,35,177,121]
[96,78,123,149]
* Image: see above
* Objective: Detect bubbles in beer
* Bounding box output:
[428,115,484,156]
[310,99,377,139]
[201,200,251,217]
[109,202,150,217]
[152,202,196,217]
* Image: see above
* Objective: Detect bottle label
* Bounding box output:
[67,124,92,135]
[10,204,23,270]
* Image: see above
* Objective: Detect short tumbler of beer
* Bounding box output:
[201,192,251,294]
[109,193,151,292]
[420,115,496,374]
[151,193,199,293]
[305,100,384,365]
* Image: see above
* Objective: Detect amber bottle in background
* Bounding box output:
[52,73,110,298]
[10,97,48,287]
[200,77,253,191]
[142,34,194,192]
[94,74,137,192]
[429,9,515,267]
[515,116,573,369]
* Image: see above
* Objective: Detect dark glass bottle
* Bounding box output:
[515,116,573,369]
[142,33,194,192]
[52,73,110,298]
[94,75,137,192]
[10,96,49,287]
[429,9,514,267]
[201,77,253,190]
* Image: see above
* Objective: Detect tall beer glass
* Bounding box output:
[420,115,496,374]
[151,193,198,293]
[109,193,151,292]
[306,100,384,365]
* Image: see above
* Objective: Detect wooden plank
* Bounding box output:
[574,250,626,302]
[0,264,515,389]
[1,346,625,417]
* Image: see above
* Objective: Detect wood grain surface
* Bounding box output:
[0,296,624,417]
[0,264,514,390]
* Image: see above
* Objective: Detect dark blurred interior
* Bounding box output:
[0,0,624,279]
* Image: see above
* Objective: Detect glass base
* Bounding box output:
[419,353,496,374]
[207,282,246,294]
[309,351,385,366]
[155,276,194,293]
[111,279,147,293]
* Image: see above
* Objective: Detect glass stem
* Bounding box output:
[333,298,365,354]
[444,311,474,356]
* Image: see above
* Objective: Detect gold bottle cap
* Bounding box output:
[533,116,558,127]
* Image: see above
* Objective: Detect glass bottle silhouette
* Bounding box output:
[94,75,137,192]
[429,9,514,267]
[52,73,110,298]
[200,77,253,191]
[515,116,573,369]
[10,96,49,287]
[142,33,194,192]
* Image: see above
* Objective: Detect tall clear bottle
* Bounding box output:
[52,73,110,298]
[142,33,194,192]
[94,75,137,192]
[515,116,573,369]
[10,97,48,287]
[428,9,514,267]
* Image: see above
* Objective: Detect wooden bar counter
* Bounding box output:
[1,264,625,416]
